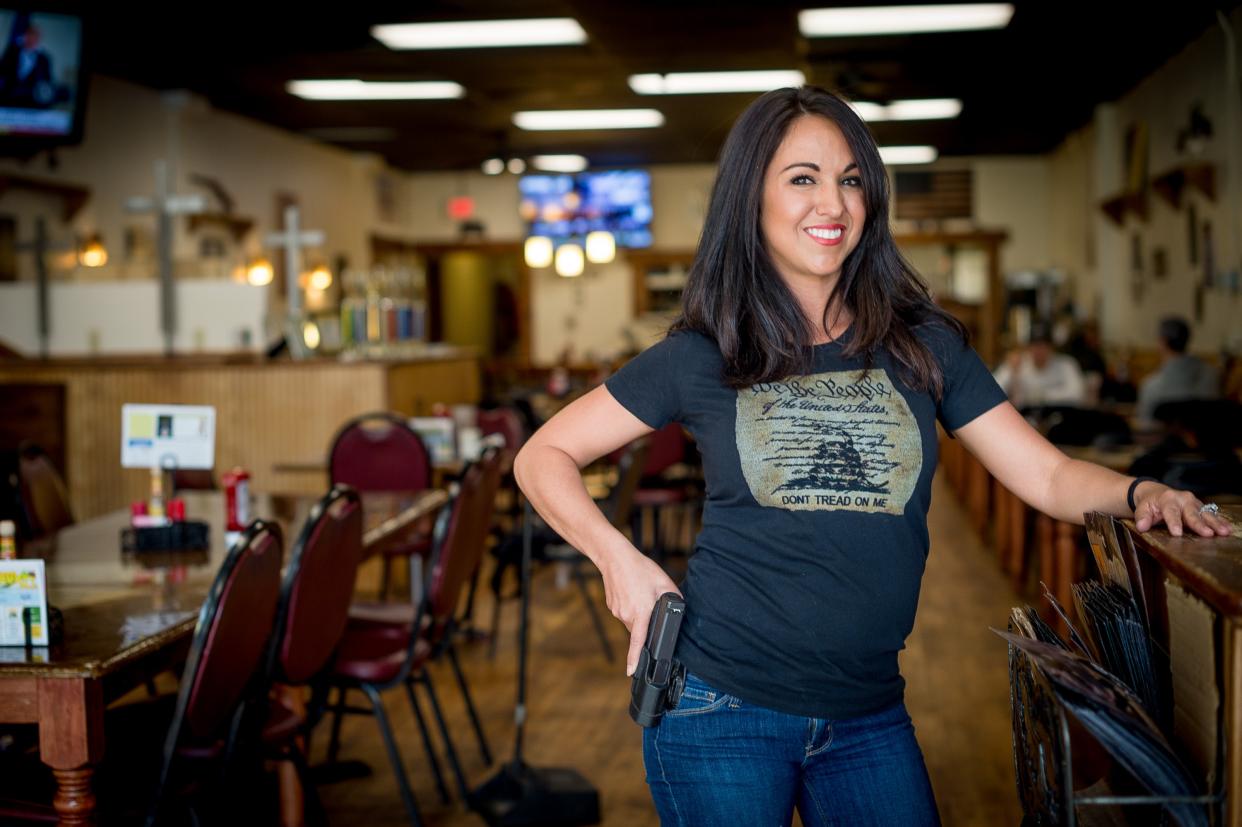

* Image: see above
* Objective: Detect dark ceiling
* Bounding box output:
[90,1,1237,172]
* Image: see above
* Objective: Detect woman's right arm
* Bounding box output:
[513,384,682,676]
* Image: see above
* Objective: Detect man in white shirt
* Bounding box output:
[993,325,1087,409]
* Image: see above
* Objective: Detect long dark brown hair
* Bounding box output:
[671,85,966,397]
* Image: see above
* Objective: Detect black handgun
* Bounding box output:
[628,592,687,727]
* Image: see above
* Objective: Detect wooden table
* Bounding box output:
[1124,506,1242,825]
[1,488,446,825]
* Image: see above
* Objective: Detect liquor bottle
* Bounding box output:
[0,520,16,560]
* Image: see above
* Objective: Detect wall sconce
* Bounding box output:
[301,263,332,291]
[585,230,615,264]
[246,258,274,286]
[554,242,584,278]
[524,236,554,269]
[302,320,321,350]
[79,233,108,268]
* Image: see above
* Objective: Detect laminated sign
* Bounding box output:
[0,560,49,646]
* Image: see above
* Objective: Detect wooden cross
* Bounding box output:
[265,205,324,323]
[125,160,206,356]
[14,216,74,358]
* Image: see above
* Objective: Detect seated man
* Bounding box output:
[1136,316,1221,424]
[993,324,1087,408]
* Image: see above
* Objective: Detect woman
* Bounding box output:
[513,86,1231,826]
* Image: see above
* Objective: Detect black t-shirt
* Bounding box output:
[605,324,1006,718]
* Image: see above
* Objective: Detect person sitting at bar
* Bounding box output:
[993,323,1087,409]
[1136,316,1220,425]
[1066,318,1131,403]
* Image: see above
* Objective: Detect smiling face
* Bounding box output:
[760,115,867,295]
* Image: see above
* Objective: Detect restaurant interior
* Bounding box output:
[1,2,1241,825]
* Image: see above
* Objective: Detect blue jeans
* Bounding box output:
[643,673,941,826]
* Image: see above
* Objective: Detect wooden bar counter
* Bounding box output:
[0,347,480,519]
[1124,506,1242,824]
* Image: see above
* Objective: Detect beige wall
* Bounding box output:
[5,9,1239,366]
[1056,10,1242,352]
[0,77,390,282]
[972,158,1053,274]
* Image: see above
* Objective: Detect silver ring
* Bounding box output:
[1199,503,1221,515]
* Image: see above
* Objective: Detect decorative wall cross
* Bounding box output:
[125,160,206,356]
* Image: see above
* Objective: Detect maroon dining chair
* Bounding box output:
[459,406,529,630]
[630,423,698,562]
[144,519,284,827]
[328,412,434,600]
[477,406,526,477]
[16,441,73,538]
[258,485,364,821]
[320,448,502,821]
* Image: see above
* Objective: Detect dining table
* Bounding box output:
[0,487,447,825]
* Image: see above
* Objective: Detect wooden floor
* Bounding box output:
[315,473,1024,826]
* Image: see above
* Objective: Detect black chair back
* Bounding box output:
[269,485,364,684]
[146,519,283,826]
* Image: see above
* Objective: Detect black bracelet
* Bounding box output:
[1127,476,1159,513]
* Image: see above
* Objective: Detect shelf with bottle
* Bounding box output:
[338,265,430,358]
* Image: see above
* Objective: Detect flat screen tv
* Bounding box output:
[518,169,653,249]
[0,7,87,152]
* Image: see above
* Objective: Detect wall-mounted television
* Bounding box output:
[0,7,87,152]
[518,169,653,249]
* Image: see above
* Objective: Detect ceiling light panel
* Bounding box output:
[879,145,939,164]
[850,98,962,121]
[799,4,1014,37]
[287,80,464,100]
[628,70,805,95]
[372,18,587,50]
[513,109,665,131]
[532,154,589,172]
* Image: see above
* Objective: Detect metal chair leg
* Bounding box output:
[404,679,451,804]
[417,671,470,801]
[572,560,615,661]
[488,594,503,660]
[287,739,328,827]
[446,639,493,765]
[380,556,393,601]
[326,685,347,764]
[361,683,425,827]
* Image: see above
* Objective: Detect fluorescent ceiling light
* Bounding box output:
[287,80,464,100]
[532,154,589,172]
[879,145,939,165]
[513,109,664,131]
[628,70,805,95]
[799,4,1014,36]
[850,98,962,121]
[372,18,587,50]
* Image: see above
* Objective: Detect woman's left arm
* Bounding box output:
[954,401,1232,537]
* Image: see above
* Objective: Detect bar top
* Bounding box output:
[1125,505,1242,617]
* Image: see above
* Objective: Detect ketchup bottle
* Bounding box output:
[221,467,251,532]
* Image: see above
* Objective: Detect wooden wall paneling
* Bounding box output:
[386,356,481,415]
[0,359,481,519]
[0,382,66,478]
